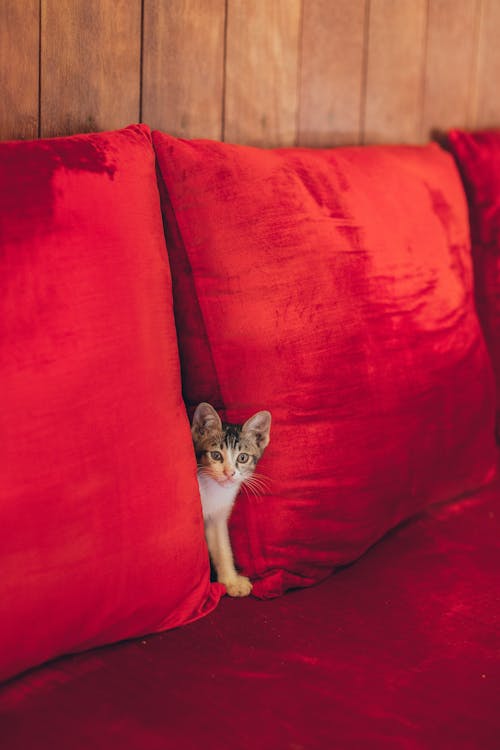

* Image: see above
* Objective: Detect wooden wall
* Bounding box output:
[1,0,500,146]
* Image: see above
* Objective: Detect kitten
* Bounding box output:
[191,402,271,597]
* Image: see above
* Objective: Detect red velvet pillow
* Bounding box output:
[0,125,222,682]
[153,132,497,599]
[448,129,500,431]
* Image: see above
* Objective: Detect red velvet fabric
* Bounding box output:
[153,132,497,598]
[1,470,499,749]
[0,125,222,682]
[448,129,500,427]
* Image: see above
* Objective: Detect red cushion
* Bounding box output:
[448,129,500,427]
[2,462,500,749]
[0,125,222,682]
[153,132,497,599]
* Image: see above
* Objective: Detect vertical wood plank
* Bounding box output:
[298,0,366,147]
[142,0,225,140]
[41,0,141,137]
[473,0,500,128]
[0,0,39,140]
[363,0,427,144]
[225,0,301,147]
[422,0,481,139]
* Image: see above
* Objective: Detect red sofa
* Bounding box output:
[1,126,499,749]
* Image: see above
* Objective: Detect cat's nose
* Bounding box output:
[224,468,236,478]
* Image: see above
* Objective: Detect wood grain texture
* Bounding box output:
[0,0,498,145]
[298,0,366,147]
[0,0,39,140]
[363,0,427,144]
[224,0,301,146]
[142,0,225,139]
[473,0,500,128]
[422,0,481,139]
[41,0,141,137]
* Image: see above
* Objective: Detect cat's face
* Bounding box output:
[192,403,271,489]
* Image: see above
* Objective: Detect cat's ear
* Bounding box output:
[192,402,222,436]
[242,411,271,450]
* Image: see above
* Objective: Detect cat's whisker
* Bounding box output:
[251,475,270,486]
[248,472,271,487]
[241,475,271,497]
[241,482,263,499]
[243,482,266,494]
[245,472,268,483]
[197,467,214,482]
[243,473,271,489]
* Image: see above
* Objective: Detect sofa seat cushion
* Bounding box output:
[0,125,222,682]
[153,132,497,598]
[1,468,499,750]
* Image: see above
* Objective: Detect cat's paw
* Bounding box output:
[223,575,253,597]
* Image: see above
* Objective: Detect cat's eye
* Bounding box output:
[210,451,223,462]
[237,453,249,464]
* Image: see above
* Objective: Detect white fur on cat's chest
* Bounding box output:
[198,473,240,522]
